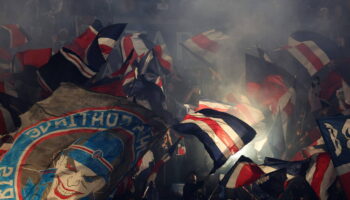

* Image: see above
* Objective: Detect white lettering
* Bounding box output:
[325,123,342,156]
[39,121,51,134]
[341,119,350,148]
[0,167,13,177]
[54,118,67,128]
[106,113,119,127]
[25,128,41,138]
[92,112,104,126]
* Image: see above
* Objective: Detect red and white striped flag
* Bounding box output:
[182,29,229,64]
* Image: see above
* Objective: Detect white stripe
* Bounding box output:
[4,81,17,97]
[342,80,350,105]
[60,49,96,78]
[304,41,330,66]
[131,33,149,56]
[181,119,231,158]
[199,100,232,110]
[0,105,14,133]
[36,71,53,92]
[319,160,336,200]
[288,47,317,76]
[258,165,294,180]
[188,113,245,149]
[1,25,13,48]
[182,39,216,62]
[88,25,98,35]
[336,163,350,176]
[158,44,173,65]
[306,160,316,185]
[121,36,128,61]
[226,162,244,188]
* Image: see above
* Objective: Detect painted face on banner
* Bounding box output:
[47,155,105,200]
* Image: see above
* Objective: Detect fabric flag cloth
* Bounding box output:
[272,30,341,82]
[181,29,229,65]
[86,23,127,72]
[146,137,182,184]
[260,157,310,179]
[14,48,52,71]
[38,47,94,92]
[317,115,350,199]
[135,150,154,176]
[0,24,29,49]
[292,137,326,161]
[224,169,287,200]
[0,83,167,200]
[195,99,264,127]
[65,19,103,59]
[172,109,256,172]
[305,152,336,200]
[220,155,264,189]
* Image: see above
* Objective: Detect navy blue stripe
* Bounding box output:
[196,109,256,145]
[173,122,227,172]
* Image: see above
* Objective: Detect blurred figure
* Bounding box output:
[183,171,204,200]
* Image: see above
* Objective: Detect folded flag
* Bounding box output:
[86,23,127,72]
[181,29,229,65]
[172,109,256,172]
[0,24,28,49]
[221,156,264,189]
[317,115,350,199]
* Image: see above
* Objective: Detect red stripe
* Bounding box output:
[122,35,134,59]
[184,114,239,153]
[99,44,113,55]
[311,153,331,198]
[296,43,324,71]
[236,163,264,187]
[153,45,172,72]
[339,172,350,199]
[191,34,219,53]
[70,144,113,170]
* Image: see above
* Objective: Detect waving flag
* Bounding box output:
[292,137,326,161]
[181,29,229,65]
[305,153,336,200]
[65,19,103,59]
[86,23,127,72]
[260,157,310,179]
[0,24,28,49]
[317,115,350,199]
[195,99,264,126]
[173,109,256,172]
[221,156,264,189]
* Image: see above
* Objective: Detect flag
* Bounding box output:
[152,44,173,73]
[65,19,103,59]
[195,99,264,126]
[292,137,326,161]
[273,30,341,78]
[317,115,350,199]
[181,29,229,65]
[305,153,336,200]
[224,169,287,200]
[135,150,154,176]
[176,141,186,156]
[86,23,127,72]
[14,48,52,71]
[260,157,310,179]
[0,83,167,200]
[38,47,94,92]
[0,24,28,49]
[221,156,264,189]
[172,109,256,172]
